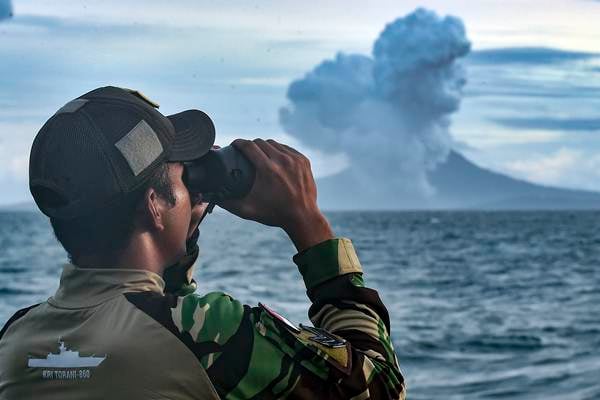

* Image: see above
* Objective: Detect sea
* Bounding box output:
[0,210,599,399]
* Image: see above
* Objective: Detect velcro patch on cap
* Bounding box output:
[115,120,163,176]
[55,99,88,115]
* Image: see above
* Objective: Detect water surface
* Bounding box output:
[1,211,598,399]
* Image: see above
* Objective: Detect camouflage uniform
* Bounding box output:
[0,237,406,399]
[168,237,405,399]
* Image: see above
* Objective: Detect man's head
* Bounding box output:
[51,161,207,267]
[29,86,214,269]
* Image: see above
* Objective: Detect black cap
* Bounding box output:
[29,86,216,220]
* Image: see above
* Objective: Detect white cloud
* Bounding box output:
[12,0,600,52]
[235,77,291,87]
[277,135,350,178]
[502,148,600,190]
[458,129,564,148]
[8,154,28,180]
[0,121,38,185]
[216,132,349,179]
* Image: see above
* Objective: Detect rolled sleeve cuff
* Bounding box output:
[292,237,363,290]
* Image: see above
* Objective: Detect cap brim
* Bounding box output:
[167,109,216,162]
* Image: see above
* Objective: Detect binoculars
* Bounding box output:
[182,145,256,204]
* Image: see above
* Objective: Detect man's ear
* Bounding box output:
[141,187,167,232]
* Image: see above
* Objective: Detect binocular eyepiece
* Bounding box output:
[182,145,256,204]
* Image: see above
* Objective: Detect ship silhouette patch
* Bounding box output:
[28,339,106,380]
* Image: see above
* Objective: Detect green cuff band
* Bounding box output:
[292,237,363,290]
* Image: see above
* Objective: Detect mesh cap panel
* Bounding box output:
[29,112,121,219]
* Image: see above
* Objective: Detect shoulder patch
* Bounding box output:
[256,304,353,376]
[299,324,347,348]
[295,325,352,374]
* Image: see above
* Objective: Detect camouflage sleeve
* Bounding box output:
[170,237,406,399]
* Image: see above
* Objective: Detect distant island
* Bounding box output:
[3,152,600,211]
[0,201,38,212]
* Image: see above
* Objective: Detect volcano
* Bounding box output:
[317,151,600,210]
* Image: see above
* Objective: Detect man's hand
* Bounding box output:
[219,138,334,253]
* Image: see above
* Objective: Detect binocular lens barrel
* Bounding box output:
[183,145,256,204]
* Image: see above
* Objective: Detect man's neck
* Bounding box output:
[74,233,167,276]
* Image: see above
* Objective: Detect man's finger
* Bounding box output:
[231,139,272,169]
[266,139,302,157]
[253,138,283,160]
[265,139,288,154]
[280,143,303,157]
[267,140,309,166]
[264,139,301,161]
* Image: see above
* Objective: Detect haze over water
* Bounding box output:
[0,210,598,399]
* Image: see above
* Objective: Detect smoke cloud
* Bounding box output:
[280,8,470,197]
[0,0,12,21]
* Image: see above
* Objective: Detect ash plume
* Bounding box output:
[279,8,470,197]
[0,0,13,21]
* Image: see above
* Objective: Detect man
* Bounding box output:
[0,86,405,399]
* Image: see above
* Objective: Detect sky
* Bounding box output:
[0,0,599,205]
